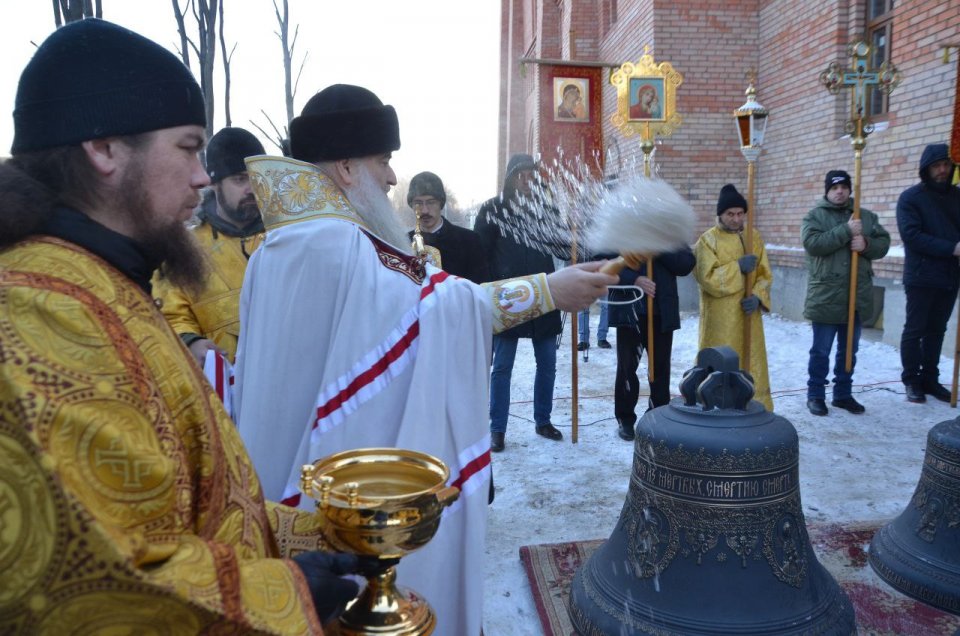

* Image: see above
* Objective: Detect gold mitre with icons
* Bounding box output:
[244,155,366,232]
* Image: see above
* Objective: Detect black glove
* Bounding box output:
[292,551,361,623]
[738,254,758,274]
[740,295,760,314]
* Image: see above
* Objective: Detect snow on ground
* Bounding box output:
[482,310,956,636]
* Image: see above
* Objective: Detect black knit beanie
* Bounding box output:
[407,171,446,209]
[289,84,400,162]
[824,170,852,197]
[12,19,206,154]
[205,127,265,183]
[505,153,536,182]
[716,184,748,215]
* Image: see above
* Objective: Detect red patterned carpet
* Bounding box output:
[519,521,960,635]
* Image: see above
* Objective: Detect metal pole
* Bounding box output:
[742,159,756,372]
[642,139,655,384]
[952,293,960,408]
[845,120,865,373]
[571,218,580,443]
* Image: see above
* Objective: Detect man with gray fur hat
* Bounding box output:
[406,170,488,283]
[155,126,265,364]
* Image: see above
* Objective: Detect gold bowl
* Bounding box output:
[300,448,460,635]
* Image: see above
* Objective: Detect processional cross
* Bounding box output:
[818,42,901,373]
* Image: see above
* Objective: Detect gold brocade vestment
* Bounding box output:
[154,220,263,362]
[694,225,774,410]
[0,237,328,634]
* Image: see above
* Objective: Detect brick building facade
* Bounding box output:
[499,0,960,347]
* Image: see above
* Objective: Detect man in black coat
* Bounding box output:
[406,171,488,283]
[896,143,960,403]
[608,247,696,440]
[474,153,565,451]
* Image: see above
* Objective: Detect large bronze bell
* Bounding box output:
[569,347,855,635]
[869,416,960,613]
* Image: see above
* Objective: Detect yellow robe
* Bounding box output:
[0,237,326,634]
[693,225,774,410]
[154,221,262,362]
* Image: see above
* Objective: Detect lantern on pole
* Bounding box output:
[733,77,768,372]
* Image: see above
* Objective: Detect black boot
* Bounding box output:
[535,423,563,441]
[831,396,865,414]
[617,418,635,441]
[923,382,952,403]
[905,384,926,403]
[490,431,505,452]
[806,398,828,416]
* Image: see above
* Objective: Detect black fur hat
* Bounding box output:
[289,84,400,163]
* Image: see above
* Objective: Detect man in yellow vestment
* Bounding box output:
[155,126,266,364]
[694,184,774,410]
[0,19,359,634]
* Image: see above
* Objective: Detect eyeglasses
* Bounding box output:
[411,198,440,209]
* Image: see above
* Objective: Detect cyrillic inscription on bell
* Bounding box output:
[569,346,855,635]
[869,416,960,614]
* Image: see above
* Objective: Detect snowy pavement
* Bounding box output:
[482,311,955,635]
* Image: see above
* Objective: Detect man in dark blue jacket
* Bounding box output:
[608,247,696,440]
[474,154,565,451]
[406,171,489,283]
[896,143,960,403]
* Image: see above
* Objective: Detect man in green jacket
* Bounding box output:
[801,170,891,416]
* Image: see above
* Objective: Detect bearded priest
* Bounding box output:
[233,84,616,635]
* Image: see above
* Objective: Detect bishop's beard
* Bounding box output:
[120,159,208,295]
[344,164,412,254]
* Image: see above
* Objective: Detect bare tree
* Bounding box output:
[273,0,308,129]
[53,0,102,27]
[218,0,236,127]
[250,0,308,154]
[249,111,288,155]
[171,0,220,138]
[171,0,191,68]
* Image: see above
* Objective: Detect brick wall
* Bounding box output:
[500,0,960,273]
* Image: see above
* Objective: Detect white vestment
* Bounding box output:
[234,159,493,635]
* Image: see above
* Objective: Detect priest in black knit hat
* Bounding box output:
[234,83,616,635]
[0,18,363,634]
[693,183,774,410]
[154,126,266,364]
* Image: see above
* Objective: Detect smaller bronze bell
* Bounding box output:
[869,416,960,613]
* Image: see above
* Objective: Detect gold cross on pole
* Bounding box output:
[818,42,901,373]
[819,41,901,130]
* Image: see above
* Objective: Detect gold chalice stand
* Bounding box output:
[300,448,460,635]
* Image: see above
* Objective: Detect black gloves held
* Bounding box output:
[740,295,760,314]
[738,254,758,274]
[292,551,361,624]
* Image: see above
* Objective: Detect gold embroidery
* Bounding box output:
[366,232,427,284]
[485,273,556,334]
[246,156,367,232]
